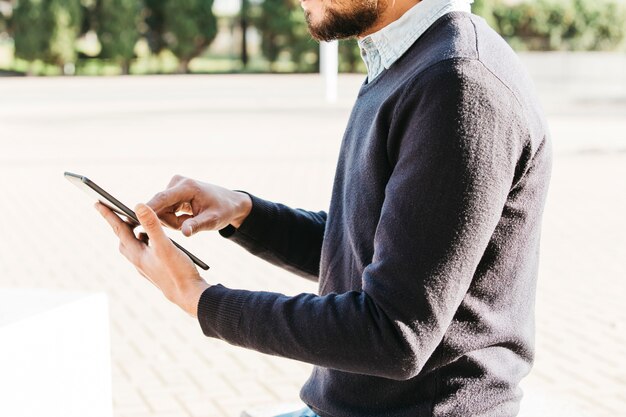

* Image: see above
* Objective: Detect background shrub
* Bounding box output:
[489,0,626,51]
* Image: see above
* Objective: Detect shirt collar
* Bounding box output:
[358,0,473,82]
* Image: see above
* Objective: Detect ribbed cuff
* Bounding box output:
[218,193,277,241]
[197,284,251,342]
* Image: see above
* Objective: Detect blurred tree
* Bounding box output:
[11,0,54,74]
[253,0,318,71]
[288,6,318,71]
[48,0,82,73]
[0,1,11,34]
[570,0,626,50]
[254,0,292,70]
[240,0,249,68]
[339,39,361,73]
[493,0,626,51]
[144,0,166,54]
[79,0,94,37]
[95,0,141,74]
[162,0,217,73]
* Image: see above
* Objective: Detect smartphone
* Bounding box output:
[65,172,210,270]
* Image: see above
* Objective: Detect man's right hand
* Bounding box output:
[146,175,252,237]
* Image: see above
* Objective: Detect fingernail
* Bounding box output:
[136,204,149,217]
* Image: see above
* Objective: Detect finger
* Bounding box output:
[181,211,219,236]
[96,203,144,252]
[146,184,195,215]
[174,214,194,230]
[156,211,185,230]
[167,174,187,189]
[176,201,193,215]
[158,212,193,231]
[149,192,193,230]
[135,203,171,249]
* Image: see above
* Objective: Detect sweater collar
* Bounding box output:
[358,0,473,82]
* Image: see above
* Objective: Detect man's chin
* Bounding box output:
[306,26,359,43]
[304,7,378,42]
[304,12,332,42]
[305,13,348,42]
[306,27,339,43]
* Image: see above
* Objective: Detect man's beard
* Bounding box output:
[305,0,382,42]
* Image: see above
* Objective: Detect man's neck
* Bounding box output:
[358,0,422,39]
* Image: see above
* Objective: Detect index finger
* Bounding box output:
[95,203,144,253]
[146,184,194,214]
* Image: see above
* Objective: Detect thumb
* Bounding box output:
[181,217,198,237]
[135,203,169,246]
[181,211,218,237]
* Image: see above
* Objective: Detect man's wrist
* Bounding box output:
[183,280,211,318]
[230,191,252,229]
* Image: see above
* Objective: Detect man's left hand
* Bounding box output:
[96,202,210,318]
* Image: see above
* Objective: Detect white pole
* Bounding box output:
[320,41,339,103]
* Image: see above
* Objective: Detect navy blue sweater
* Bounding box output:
[198,12,552,417]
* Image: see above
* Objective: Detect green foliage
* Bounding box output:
[144,0,166,54]
[0,2,10,34]
[95,0,141,73]
[287,6,318,71]
[471,0,498,28]
[11,0,54,64]
[253,0,294,67]
[9,0,219,74]
[11,0,81,71]
[162,0,217,72]
[143,0,218,72]
[492,0,626,51]
[252,0,363,73]
[48,0,82,68]
[338,39,362,73]
[250,0,318,71]
[6,0,626,75]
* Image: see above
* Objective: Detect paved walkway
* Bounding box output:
[0,73,624,417]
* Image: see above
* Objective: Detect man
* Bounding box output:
[96,0,552,415]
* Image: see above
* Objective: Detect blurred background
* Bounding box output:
[0,1,625,417]
[0,0,625,75]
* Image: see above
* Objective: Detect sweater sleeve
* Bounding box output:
[219,194,327,281]
[199,59,528,380]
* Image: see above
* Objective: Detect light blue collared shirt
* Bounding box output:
[358,0,474,82]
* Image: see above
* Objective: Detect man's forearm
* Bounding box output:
[220,194,327,281]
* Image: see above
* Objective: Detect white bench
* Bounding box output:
[0,289,112,417]
[519,382,592,417]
